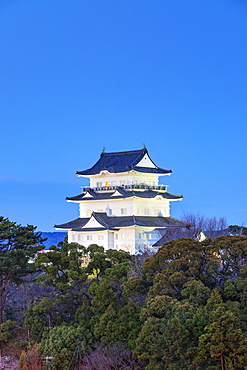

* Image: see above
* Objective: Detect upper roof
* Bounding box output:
[76,148,172,176]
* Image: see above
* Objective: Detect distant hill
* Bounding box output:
[40,232,67,249]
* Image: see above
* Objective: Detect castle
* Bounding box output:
[55,148,184,254]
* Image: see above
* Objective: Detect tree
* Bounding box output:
[0,217,45,323]
[142,237,217,299]
[210,235,247,284]
[181,212,227,240]
[0,216,45,362]
[228,225,247,236]
[34,241,92,326]
[197,302,247,369]
[40,324,86,370]
[35,241,88,294]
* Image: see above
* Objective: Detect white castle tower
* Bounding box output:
[55,148,184,254]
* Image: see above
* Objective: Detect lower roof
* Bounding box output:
[54,212,185,231]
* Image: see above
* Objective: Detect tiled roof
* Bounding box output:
[66,188,183,202]
[54,217,88,229]
[152,228,190,247]
[55,212,185,231]
[76,148,171,175]
[202,230,227,239]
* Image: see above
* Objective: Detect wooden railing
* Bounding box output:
[81,184,168,192]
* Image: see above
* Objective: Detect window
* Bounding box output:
[87,235,92,241]
[72,234,75,241]
[121,208,127,215]
[144,208,150,215]
[139,233,142,239]
[78,235,80,241]
[127,233,130,239]
[98,235,104,240]
[86,210,92,216]
[115,234,118,240]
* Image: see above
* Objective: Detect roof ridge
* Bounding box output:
[101,148,145,156]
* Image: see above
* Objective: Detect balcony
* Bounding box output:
[81,184,168,192]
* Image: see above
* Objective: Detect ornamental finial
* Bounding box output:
[102,146,106,154]
[142,142,146,149]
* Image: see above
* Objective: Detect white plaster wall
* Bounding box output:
[78,197,170,217]
[113,226,136,254]
[87,171,167,188]
[134,226,159,253]
[68,225,163,254]
[68,228,136,254]
[68,230,109,249]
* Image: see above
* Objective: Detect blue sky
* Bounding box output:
[1,0,247,231]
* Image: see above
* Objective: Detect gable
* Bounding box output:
[136,153,157,168]
[81,214,104,229]
[111,190,124,197]
[83,190,94,198]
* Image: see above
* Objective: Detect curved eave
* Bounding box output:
[132,167,172,175]
[168,195,183,201]
[73,227,118,232]
[76,168,172,176]
[76,167,172,178]
[66,192,183,202]
[54,217,89,230]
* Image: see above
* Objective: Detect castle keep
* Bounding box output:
[55,148,184,254]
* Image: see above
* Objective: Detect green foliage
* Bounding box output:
[122,276,149,307]
[0,216,45,290]
[197,303,247,368]
[94,300,142,349]
[21,236,247,369]
[35,241,88,292]
[181,278,211,306]
[94,304,120,344]
[41,324,86,370]
[90,279,119,316]
[0,216,45,357]
[24,298,55,338]
[0,320,17,341]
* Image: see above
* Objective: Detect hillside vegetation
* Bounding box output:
[1,217,247,369]
[25,237,247,369]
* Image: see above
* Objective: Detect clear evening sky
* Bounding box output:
[1,1,247,231]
